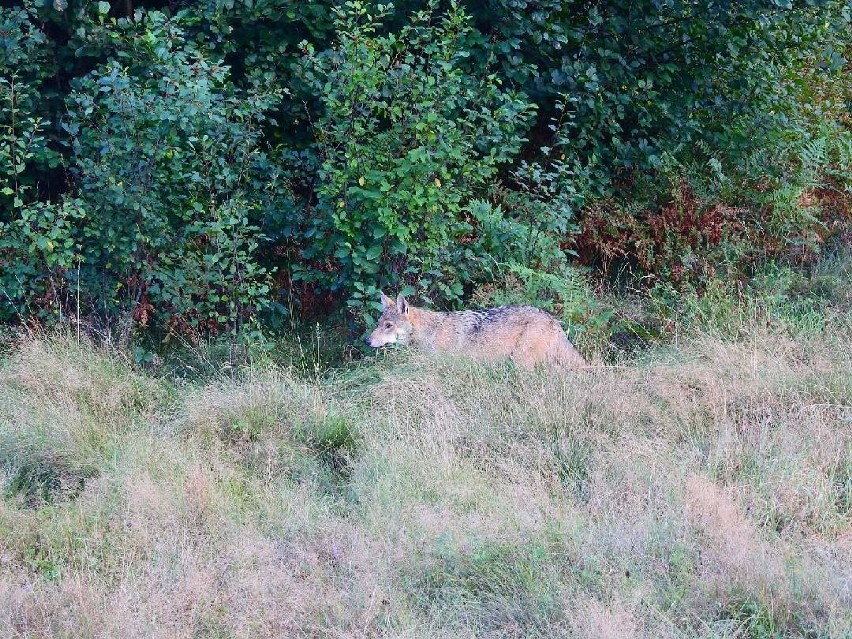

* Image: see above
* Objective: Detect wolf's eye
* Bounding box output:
[384,322,392,329]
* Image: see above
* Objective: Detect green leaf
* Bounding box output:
[364,245,383,260]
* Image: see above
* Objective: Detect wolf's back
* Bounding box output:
[428,306,585,369]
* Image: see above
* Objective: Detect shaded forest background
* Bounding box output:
[1,0,850,349]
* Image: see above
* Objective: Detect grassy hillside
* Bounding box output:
[0,259,850,638]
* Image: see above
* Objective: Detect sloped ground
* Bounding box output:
[0,297,850,637]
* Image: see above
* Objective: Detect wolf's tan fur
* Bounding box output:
[367,293,587,369]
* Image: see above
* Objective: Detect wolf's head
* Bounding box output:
[366,292,413,348]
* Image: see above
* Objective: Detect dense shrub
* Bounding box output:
[2,11,287,341]
[295,1,534,315]
[0,0,849,340]
[0,8,58,212]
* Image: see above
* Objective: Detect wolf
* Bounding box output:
[366,292,587,369]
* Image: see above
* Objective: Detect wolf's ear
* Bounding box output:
[380,291,394,310]
[396,294,408,314]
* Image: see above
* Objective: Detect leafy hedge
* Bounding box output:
[0,0,849,340]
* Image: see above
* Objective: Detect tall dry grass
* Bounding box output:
[0,309,850,637]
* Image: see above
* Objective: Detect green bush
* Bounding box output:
[0,8,59,213]
[0,199,85,322]
[296,1,535,315]
[2,11,287,339]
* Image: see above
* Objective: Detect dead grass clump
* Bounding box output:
[567,595,643,639]
[0,574,109,639]
[181,372,315,438]
[684,475,788,608]
[1,334,167,426]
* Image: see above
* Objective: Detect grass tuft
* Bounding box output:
[1,440,98,507]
